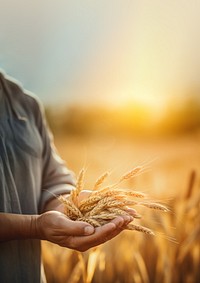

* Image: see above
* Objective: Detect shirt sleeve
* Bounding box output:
[33,99,76,212]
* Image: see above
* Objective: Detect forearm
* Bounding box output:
[43,193,70,212]
[0,213,38,242]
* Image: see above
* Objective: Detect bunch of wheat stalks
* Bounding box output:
[59,167,169,235]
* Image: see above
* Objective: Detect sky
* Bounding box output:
[0,0,200,107]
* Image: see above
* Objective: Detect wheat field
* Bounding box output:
[42,134,200,283]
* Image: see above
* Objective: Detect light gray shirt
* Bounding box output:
[0,72,75,282]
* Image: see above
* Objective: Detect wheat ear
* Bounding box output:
[127,223,155,235]
[93,172,109,190]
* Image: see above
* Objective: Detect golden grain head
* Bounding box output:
[59,167,169,235]
[93,172,110,191]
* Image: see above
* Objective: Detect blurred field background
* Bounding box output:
[42,96,200,283]
[1,1,200,282]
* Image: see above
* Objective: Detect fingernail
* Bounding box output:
[84,226,94,235]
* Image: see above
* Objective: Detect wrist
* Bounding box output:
[29,215,40,239]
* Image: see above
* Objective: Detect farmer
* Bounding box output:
[0,71,132,282]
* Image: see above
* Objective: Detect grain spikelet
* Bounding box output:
[107,207,142,219]
[79,194,127,213]
[93,172,109,191]
[139,202,169,212]
[70,188,77,205]
[77,217,101,227]
[105,189,146,199]
[59,195,82,219]
[90,186,111,197]
[76,168,85,195]
[70,168,85,205]
[127,223,155,235]
[79,193,125,213]
[92,213,118,220]
[80,203,98,214]
[119,166,142,183]
[107,207,130,216]
[79,195,103,210]
[86,197,136,217]
[79,190,143,214]
[122,190,146,198]
[95,189,145,199]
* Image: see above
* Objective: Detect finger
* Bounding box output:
[125,207,141,218]
[70,216,133,251]
[68,222,116,251]
[60,217,95,236]
[111,215,133,227]
[125,209,138,217]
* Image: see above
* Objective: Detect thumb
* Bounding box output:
[61,216,95,236]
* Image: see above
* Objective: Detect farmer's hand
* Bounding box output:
[34,210,132,252]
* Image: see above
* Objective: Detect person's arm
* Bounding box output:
[0,213,37,242]
[43,194,68,213]
[0,211,94,242]
[0,212,132,252]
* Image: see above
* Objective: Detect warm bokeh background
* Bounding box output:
[1,1,200,282]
